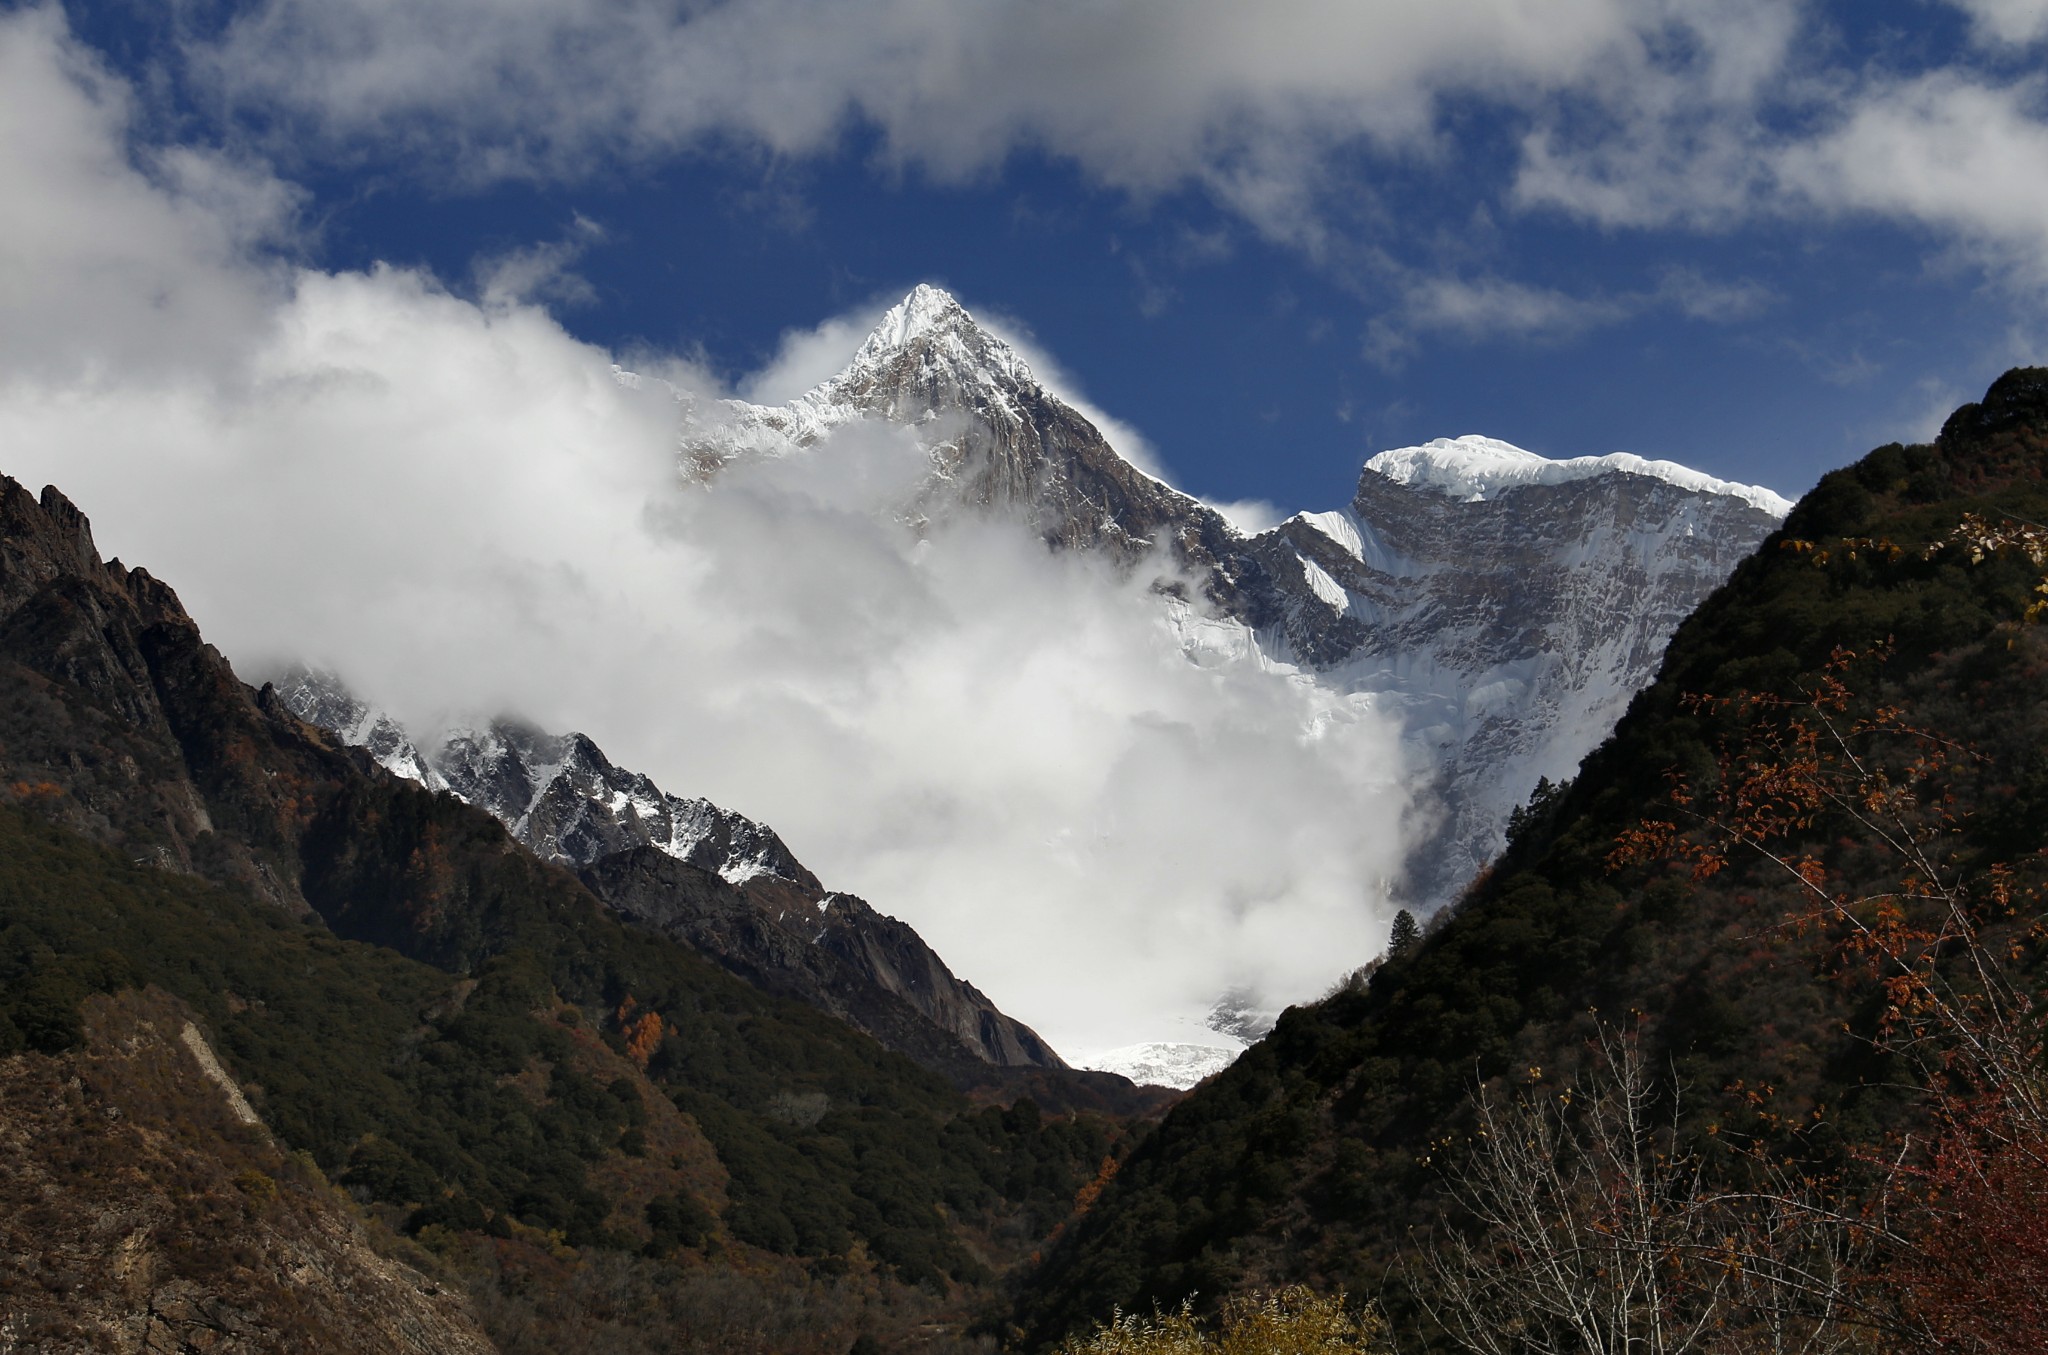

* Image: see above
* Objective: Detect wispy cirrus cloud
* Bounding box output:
[1364,265,1776,365]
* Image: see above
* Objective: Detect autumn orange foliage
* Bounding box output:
[614,996,665,1068]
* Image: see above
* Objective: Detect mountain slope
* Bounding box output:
[1009,368,2048,1345]
[684,286,1788,907]
[0,985,496,1354]
[269,668,1073,1080]
[0,472,1137,1342]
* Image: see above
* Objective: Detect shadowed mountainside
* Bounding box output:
[0,472,1160,1350]
[1012,368,2048,1346]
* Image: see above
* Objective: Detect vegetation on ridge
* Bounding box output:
[0,470,1136,1351]
[1014,368,2048,1350]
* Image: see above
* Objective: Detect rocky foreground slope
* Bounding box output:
[0,469,1157,1353]
[0,988,494,1355]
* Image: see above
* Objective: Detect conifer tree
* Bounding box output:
[1387,909,1420,960]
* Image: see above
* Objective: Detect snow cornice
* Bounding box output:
[1365,435,1793,517]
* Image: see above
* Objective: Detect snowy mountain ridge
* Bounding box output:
[673,286,1790,1082]
[271,667,1074,1078]
[282,286,1789,1090]
[1369,435,1796,515]
[272,668,808,888]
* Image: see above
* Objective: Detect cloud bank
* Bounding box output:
[173,0,2048,289]
[0,8,1415,1057]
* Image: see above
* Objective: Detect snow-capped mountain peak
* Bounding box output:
[1368,435,1795,516]
[684,285,1046,474]
[840,283,1029,389]
[675,292,1792,1070]
[796,283,1042,435]
[685,285,1223,563]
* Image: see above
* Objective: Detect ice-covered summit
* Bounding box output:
[842,284,1032,387]
[683,284,1052,473]
[1368,435,1793,516]
[683,285,1220,560]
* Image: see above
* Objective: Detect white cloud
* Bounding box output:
[1406,275,1632,339]
[0,10,1416,1057]
[738,302,892,406]
[475,216,606,310]
[1947,0,2048,47]
[1199,498,1286,534]
[98,0,2048,309]
[1773,71,2048,285]
[193,0,1642,193]
[0,6,296,383]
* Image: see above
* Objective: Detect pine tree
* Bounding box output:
[1387,909,1420,960]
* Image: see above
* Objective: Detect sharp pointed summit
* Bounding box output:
[685,284,1220,562]
[847,284,1004,369]
[681,300,1791,922]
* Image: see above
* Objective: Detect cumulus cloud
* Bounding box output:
[100,0,2048,307]
[0,9,1415,1057]
[1773,71,2048,286]
[192,0,1638,189]
[739,303,894,406]
[0,6,295,382]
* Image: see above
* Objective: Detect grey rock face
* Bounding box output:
[582,848,1066,1077]
[432,719,818,888]
[1264,460,1785,899]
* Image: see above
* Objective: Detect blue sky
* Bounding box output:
[36,0,2048,513]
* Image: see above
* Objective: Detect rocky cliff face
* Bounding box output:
[0,478,332,916]
[271,668,1068,1075]
[582,848,1066,1084]
[1272,439,1789,898]
[682,288,1789,911]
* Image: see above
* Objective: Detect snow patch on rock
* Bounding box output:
[1082,1041,1243,1090]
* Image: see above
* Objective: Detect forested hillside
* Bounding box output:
[0,476,1134,1352]
[1017,369,2048,1350]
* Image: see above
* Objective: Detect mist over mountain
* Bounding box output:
[269,665,1080,1087]
[233,284,1786,1083]
[0,7,1782,1063]
[671,286,1786,1047]
[1011,367,2048,1350]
